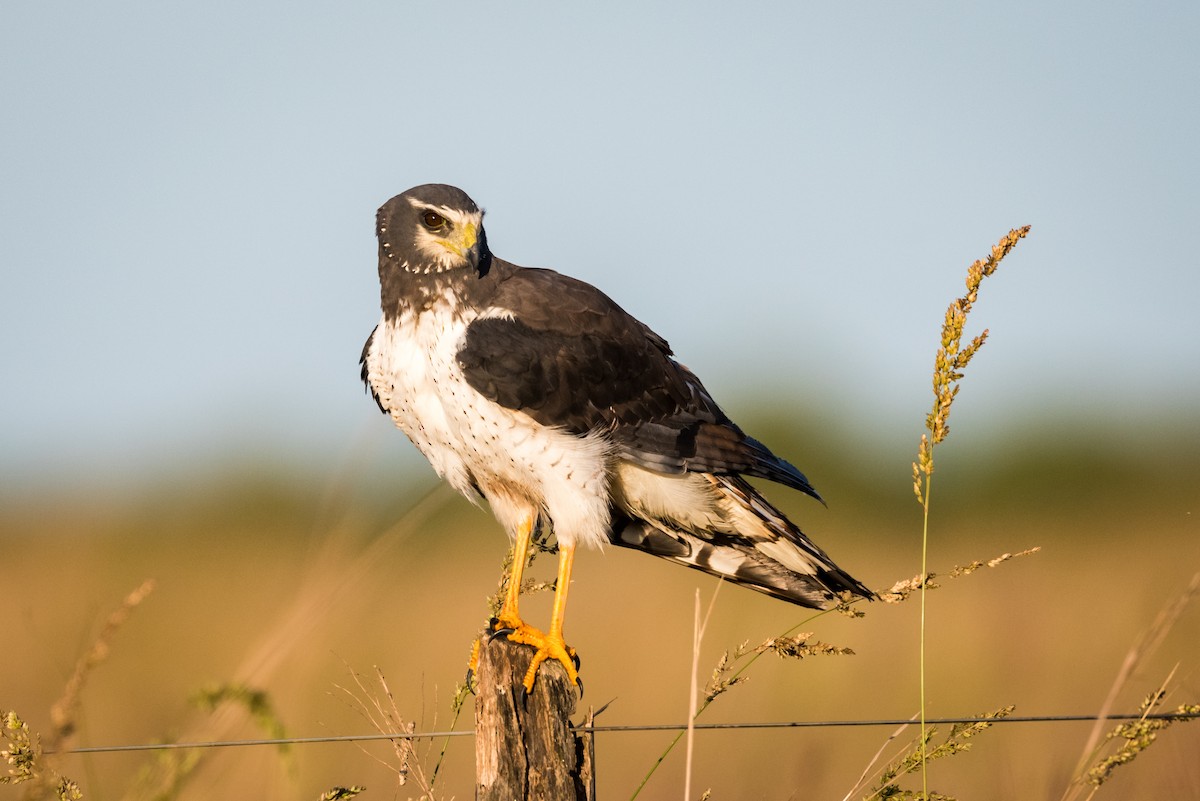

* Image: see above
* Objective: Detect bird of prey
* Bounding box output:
[361,184,871,692]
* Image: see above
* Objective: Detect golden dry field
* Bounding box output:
[4,413,1198,801]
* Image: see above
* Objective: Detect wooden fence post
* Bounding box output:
[475,633,594,800]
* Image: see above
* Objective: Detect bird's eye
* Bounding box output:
[422,211,446,229]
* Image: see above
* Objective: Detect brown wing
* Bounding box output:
[455,264,820,499]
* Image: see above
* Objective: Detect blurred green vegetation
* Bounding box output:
[2,411,1198,800]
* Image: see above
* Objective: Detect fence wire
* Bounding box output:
[53,710,1200,755]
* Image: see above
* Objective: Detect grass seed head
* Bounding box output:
[913,226,1030,504]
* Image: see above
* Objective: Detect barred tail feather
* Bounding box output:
[608,471,872,609]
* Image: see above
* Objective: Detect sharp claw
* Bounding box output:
[517,684,529,707]
[485,620,580,699]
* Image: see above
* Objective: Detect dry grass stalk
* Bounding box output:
[111,485,456,800]
[49,579,156,749]
[119,485,456,800]
[1,580,156,800]
[1062,573,1200,801]
[685,586,721,801]
[1071,571,1199,779]
[840,714,921,801]
[334,666,440,800]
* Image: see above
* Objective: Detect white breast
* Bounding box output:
[363,299,613,550]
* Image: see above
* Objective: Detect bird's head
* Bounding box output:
[376,184,491,278]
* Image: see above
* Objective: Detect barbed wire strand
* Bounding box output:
[51,711,1200,755]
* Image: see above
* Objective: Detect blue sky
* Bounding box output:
[2,1,1197,489]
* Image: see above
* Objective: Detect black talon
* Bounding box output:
[575,676,584,698]
[490,627,515,642]
[517,684,529,707]
[571,651,581,671]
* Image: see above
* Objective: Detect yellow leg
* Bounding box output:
[495,512,535,630]
[549,543,575,640]
[516,543,578,693]
[487,514,581,694]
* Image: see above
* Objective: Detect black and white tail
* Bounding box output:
[609,473,872,609]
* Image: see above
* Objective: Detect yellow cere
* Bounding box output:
[441,221,478,257]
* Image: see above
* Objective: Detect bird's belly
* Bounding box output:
[366,313,612,548]
[438,376,614,550]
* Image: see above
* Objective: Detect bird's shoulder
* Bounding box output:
[482,260,672,354]
[455,259,694,430]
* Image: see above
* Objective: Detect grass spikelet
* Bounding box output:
[320,786,367,800]
[702,646,751,704]
[912,225,1030,506]
[1,711,82,800]
[748,634,855,660]
[1084,692,1200,789]
[834,597,868,618]
[699,631,858,707]
[862,706,1015,801]
[877,547,1041,604]
[55,777,83,800]
[2,710,40,786]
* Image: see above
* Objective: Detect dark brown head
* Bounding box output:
[376,184,492,279]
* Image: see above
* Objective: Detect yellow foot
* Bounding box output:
[490,616,581,696]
